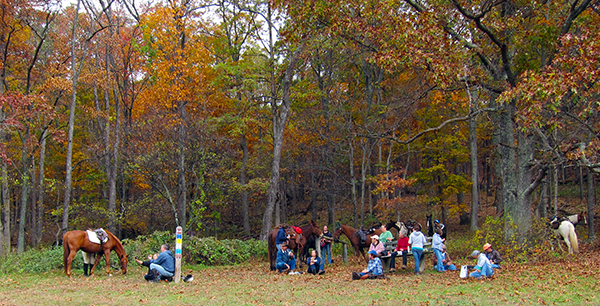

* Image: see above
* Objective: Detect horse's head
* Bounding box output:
[580,212,588,225]
[120,254,128,274]
[333,225,343,241]
[311,222,323,238]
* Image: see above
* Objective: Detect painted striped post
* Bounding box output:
[174,226,182,283]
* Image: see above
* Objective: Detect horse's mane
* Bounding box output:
[106,230,126,260]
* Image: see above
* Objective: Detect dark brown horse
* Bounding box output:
[297,220,323,267]
[63,229,128,277]
[267,226,300,271]
[333,224,383,263]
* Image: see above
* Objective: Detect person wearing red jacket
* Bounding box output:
[390,231,409,271]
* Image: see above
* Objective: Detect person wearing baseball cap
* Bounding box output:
[469,249,493,279]
[368,234,385,257]
[352,250,384,280]
[483,243,502,269]
[276,243,299,274]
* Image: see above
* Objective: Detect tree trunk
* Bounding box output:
[0,155,9,254]
[259,44,303,240]
[587,169,595,239]
[17,155,31,253]
[469,108,479,230]
[349,136,358,228]
[311,173,318,222]
[275,189,281,226]
[512,132,534,238]
[36,131,46,246]
[360,139,368,227]
[552,164,558,213]
[498,103,518,239]
[490,95,504,216]
[240,134,250,235]
[61,0,82,235]
[539,179,548,219]
[579,166,584,202]
[177,100,188,229]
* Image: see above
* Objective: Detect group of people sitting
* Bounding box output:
[351,221,502,280]
[468,243,502,279]
[274,225,334,275]
[134,244,176,282]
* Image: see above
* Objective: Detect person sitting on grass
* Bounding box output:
[368,235,385,257]
[135,244,174,282]
[469,250,493,279]
[352,250,385,280]
[276,243,299,274]
[483,243,502,269]
[439,245,456,271]
[306,250,324,275]
[135,253,159,276]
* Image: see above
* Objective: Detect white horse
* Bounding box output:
[549,217,579,254]
[565,212,587,227]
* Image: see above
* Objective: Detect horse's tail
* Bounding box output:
[569,224,579,253]
[63,234,69,273]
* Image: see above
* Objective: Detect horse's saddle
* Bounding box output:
[86,228,108,244]
[355,229,367,245]
[549,216,568,229]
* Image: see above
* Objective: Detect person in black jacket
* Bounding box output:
[483,243,502,269]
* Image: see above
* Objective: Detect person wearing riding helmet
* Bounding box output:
[483,243,502,269]
[434,219,446,239]
[352,250,384,280]
[409,224,427,275]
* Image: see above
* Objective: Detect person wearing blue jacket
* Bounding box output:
[276,243,298,274]
[306,250,324,275]
[148,244,175,281]
[276,226,288,250]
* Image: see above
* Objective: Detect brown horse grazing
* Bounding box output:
[298,220,323,267]
[333,224,383,263]
[63,229,128,277]
[267,226,300,271]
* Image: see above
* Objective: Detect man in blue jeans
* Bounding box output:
[469,250,494,279]
[321,225,334,265]
[352,250,384,280]
[276,243,299,274]
[136,244,175,282]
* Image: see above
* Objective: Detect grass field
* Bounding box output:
[0,248,598,306]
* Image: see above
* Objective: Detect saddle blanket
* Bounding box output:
[87,229,108,244]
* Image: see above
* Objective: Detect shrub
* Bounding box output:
[466,216,558,263]
[123,231,268,266]
[0,232,268,274]
[0,247,84,274]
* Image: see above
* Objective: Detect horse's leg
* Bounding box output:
[564,236,572,254]
[66,249,78,278]
[89,253,103,276]
[104,250,112,276]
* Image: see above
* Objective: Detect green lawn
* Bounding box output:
[1,250,598,306]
